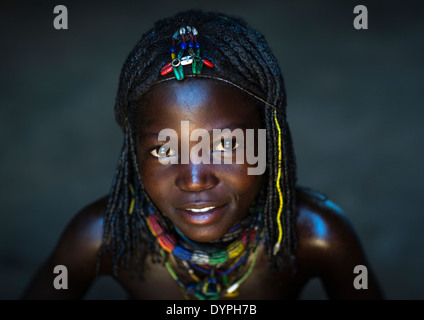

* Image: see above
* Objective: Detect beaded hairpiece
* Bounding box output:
[160,26,215,80]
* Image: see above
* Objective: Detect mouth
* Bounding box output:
[185,206,216,213]
[175,203,228,225]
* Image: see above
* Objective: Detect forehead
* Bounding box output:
[136,78,262,130]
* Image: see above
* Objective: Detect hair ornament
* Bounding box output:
[160,26,214,80]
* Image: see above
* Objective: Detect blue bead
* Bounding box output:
[189,42,194,48]
[196,42,200,48]
[170,46,176,53]
[181,42,187,50]
[174,246,191,261]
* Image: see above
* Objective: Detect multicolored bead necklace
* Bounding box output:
[146,214,259,266]
[160,26,215,80]
[163,242,261,300]
[145,204,264,300]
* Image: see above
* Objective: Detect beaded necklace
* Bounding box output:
[163,242,261,300]
[145,204,264,300]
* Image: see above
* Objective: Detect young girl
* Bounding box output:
[23,10,383,300]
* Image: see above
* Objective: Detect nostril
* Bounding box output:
[175,175,218,192]
[175,165,219,192]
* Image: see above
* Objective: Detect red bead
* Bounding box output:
[249,230,256,243]
[202,59,214,68]
[161,65,173,75]
[241,232,249,246]
[158,233,177,252]
[147,215,164,236]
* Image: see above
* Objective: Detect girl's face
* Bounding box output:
[136,79,264,242]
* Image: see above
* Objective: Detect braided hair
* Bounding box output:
[99,10,297,278]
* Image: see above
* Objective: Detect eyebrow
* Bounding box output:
[138,122,255,140]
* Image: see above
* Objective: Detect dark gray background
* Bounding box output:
[1,0,423,299]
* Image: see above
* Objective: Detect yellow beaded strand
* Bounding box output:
[273,109,284,255]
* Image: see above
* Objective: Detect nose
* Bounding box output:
[175,163,219,192]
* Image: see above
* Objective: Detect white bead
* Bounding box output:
[226,283,240,293]
[181,56,193,66]
[273,242,280,255]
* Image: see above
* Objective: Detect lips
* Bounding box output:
[175,202,228,225]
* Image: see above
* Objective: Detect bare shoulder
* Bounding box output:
[22,196,109,299]
[295,186,355,257]
[63,195,108,249]
[294,186,383,299]
[58,195,114,275]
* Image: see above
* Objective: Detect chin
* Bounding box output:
[179,224,229,243]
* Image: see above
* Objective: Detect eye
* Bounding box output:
[150,146,176,158]
[215,138,239,152]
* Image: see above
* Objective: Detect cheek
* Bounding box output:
[137,150,173,205]
[219,164,263,197]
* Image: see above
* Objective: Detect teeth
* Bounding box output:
[187,206,216,213]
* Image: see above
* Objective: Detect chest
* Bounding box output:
[114,245,310,300]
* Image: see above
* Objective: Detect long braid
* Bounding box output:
[99,10,297,277]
